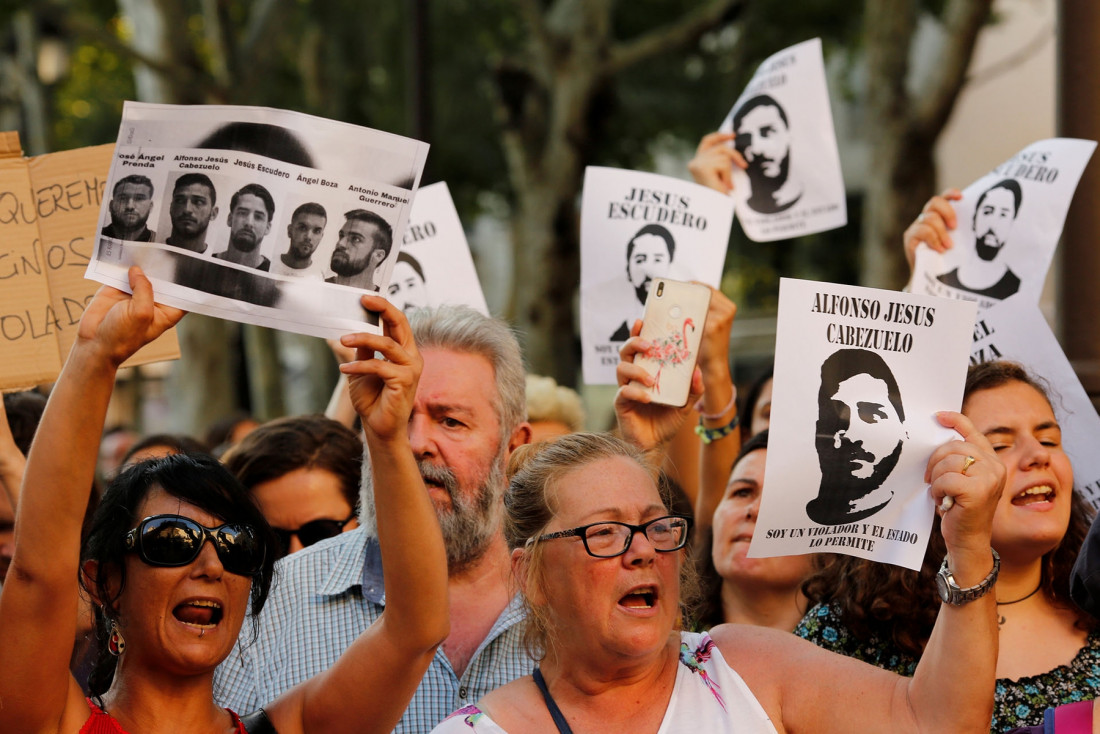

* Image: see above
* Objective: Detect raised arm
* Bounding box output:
[718,411,1003,733]
[0,268,184,734]
[691,290,740,534]
[268,295,448,734]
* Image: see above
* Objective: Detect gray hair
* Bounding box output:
[358,305,527,532]
[408,305,527,441]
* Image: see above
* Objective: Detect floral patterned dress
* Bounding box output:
[430,631,777,733]
[796,602,1100,732]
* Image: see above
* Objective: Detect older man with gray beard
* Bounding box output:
[215,305,533,733]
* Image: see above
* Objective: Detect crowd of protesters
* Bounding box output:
[0,131,1096,734]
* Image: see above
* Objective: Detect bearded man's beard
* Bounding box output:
[360,445,506,575]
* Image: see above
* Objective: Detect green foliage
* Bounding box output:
[27,0,868,320]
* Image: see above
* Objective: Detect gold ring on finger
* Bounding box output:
[961,455,976,475]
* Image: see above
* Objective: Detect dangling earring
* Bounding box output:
[107,620,126,656]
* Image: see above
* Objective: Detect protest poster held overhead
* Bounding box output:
[913,138,1096,313]
[579,166,735,385]
[393,181,488,316]
[749,278,976,570]
[970,303,1100,510]
[85,102,429,340]
[719,38,847,242]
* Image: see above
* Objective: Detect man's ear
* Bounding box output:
[506,422,533,458]
[370,248,387,267]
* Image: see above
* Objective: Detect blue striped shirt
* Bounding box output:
[214,527,533,733]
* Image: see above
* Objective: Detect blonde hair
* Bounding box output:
[505,433,697,659]
[525,375,585,433]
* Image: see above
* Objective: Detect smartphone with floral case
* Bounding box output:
[630,278,711,407]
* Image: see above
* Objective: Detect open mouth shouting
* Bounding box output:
[173,599,224,632]
[1011,484,1054,507]
[619,585,658,611]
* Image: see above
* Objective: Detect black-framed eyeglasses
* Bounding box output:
[272,514,355,556]
[124,514,264,577]
[528,514,692,558]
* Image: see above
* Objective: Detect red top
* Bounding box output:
[80,699,247,733]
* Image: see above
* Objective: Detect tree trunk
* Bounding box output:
[860,0,992,289]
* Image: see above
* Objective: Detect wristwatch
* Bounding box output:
[936,549,1000,606]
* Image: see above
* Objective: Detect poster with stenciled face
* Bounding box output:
[913,138,1096,314]
[748,278,976,570]
[970,302,1100,511]
[718,38,847,242]
[579,166,735,385]
[391,181,488,316]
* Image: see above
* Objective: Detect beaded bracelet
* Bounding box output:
[694,414,739,444]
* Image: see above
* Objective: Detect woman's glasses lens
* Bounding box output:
[582,516,690,557]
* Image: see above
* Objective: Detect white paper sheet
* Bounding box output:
[392,182,488,316]
[85,102,429,339]
[749,278,976,570]
[913,138,1096,313]
[719,38,847,242]
[579,166,735,385]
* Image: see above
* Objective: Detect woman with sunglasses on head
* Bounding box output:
[0,267,448,734]
[222,415,362,557]
[431,343,1006,733]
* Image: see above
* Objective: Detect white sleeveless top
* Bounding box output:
[431,631,777,733]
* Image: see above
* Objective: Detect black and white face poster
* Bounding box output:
[393,182,488,315]
[913,138,1096,313]
[971,303,1100,509]
[718,38,846,242]
[86,102,429,339]
[579,166,735,385]
[749,278,976,570]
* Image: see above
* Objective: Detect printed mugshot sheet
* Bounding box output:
[719,38,846,242]
[579,166,735,385]
[394,182,488,315]
[749,278,976,570]
[912,138,1096,313]
[971,303,1100,510]
[85,102,429,339]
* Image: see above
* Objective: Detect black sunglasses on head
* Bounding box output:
[272,514,355,556]
[124,514,264,577]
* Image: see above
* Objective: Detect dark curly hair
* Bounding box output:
[800,360,1096,657]
[79,453,277,701]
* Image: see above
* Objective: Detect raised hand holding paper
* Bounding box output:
[580,166,734,385]
[392,181,488,315]
[86,102,429,339]
[719,38,847,242]
[913,138,1096,312]
[749,278,976,570]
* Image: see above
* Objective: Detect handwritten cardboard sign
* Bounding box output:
[0,134,178,390]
